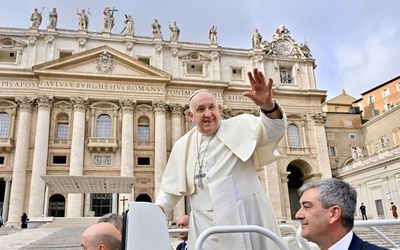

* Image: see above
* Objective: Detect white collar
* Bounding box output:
[328,231,353,250]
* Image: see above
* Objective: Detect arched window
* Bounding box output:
[96,114,112,138]
[0,112,10,138]
[288,124,301,147]
[137,116,150,141]
[56,113,69,139]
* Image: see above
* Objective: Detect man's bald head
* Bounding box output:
[81,222,121,250]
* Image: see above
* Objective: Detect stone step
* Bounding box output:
[39,217,100,228]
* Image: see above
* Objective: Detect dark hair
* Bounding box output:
[298,178,356,229]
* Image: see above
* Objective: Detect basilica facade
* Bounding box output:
[0,10,332,226]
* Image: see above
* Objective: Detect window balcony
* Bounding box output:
[88,137,118,152]
[286,146,310,155]
[0,137,14,152]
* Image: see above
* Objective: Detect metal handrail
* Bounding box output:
[193,225,289,250]
[354,219,400,249]
[168,219,400,249]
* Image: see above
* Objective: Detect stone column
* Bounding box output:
[2,177,12,221]
[43,184,49,216]
[312,113,332,178]
[170,104,185,221]
[7,96,35,225]
[28,95,53,217]
[83,193,90,217]
[67,97,88,217]
[119,99,136,204]
[112,193,118,213]
[152,101,167,197]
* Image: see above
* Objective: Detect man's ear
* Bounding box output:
[218,104,222,112]
[329,205,342,224]
[187,111,194,121]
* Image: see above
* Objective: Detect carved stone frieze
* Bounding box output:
[96,51,114,73]
[171,48,178,58]
[45,35,55,46]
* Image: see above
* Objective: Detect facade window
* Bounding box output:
[368,95,375,104]
[138,125,150,141]
[372,109,378,118]
[53,156,67,164]
[138,57,151,65]
[382,88,390,98]
[287,124,301,147]
[138,157,150,165]
[325,120,331,126]
[56,123,69,139]
[329,146,336,157]
[279,68,293,84]
[0,112,10,138]
[187,63,203,75]
[231,67,243,80]
[0,50,17,63]
[59,51,73,59]
[345,120,353,126]
[327,133,335,140]
[96,114,112,138]
[349,134,357,140]
[0,156,4,165]
[397,83,400,92]
[384,103,393,111]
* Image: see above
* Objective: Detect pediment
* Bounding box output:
[32,45,171,82]
[0,37,27,48]
[178,51,211,62]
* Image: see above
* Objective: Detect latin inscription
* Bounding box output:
[2,80,248,101]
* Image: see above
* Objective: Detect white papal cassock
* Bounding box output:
[156,105,287,250]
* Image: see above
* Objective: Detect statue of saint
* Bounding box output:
[151,19,162,39]
[103,7,117,32]
[209,25,217,45]
[30,8,43,29]
[252,29,262,48]
[77,9,89,30]
[124,15,134,35]
[48,8,58,28]
[169,21,180,42]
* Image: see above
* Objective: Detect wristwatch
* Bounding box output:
[260,101,278,115]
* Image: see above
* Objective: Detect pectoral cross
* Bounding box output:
[194,168,206,188]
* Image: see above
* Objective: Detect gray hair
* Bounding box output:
[98,213,123,230]
[298,178,356,229]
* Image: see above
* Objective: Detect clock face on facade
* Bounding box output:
[275,40,292,55]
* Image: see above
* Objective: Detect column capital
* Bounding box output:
[4,177,12,182]
[119,98,137,114]
[15,96,35,112]
[152,100,167,115]
[221,107,232,119]
[170,103,183,117]
[70,96,89,112]
[36,95,54,111]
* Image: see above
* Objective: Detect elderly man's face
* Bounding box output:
[188,91,221,136]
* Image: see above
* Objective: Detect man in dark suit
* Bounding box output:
[296,178,388,250]
[176,215,189,250]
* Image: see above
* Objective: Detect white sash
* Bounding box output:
[208,167,263,250]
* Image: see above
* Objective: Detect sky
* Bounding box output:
[1,0,399,101]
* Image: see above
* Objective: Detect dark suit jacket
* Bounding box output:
[348,233,389,250]
[176,242,186,250]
